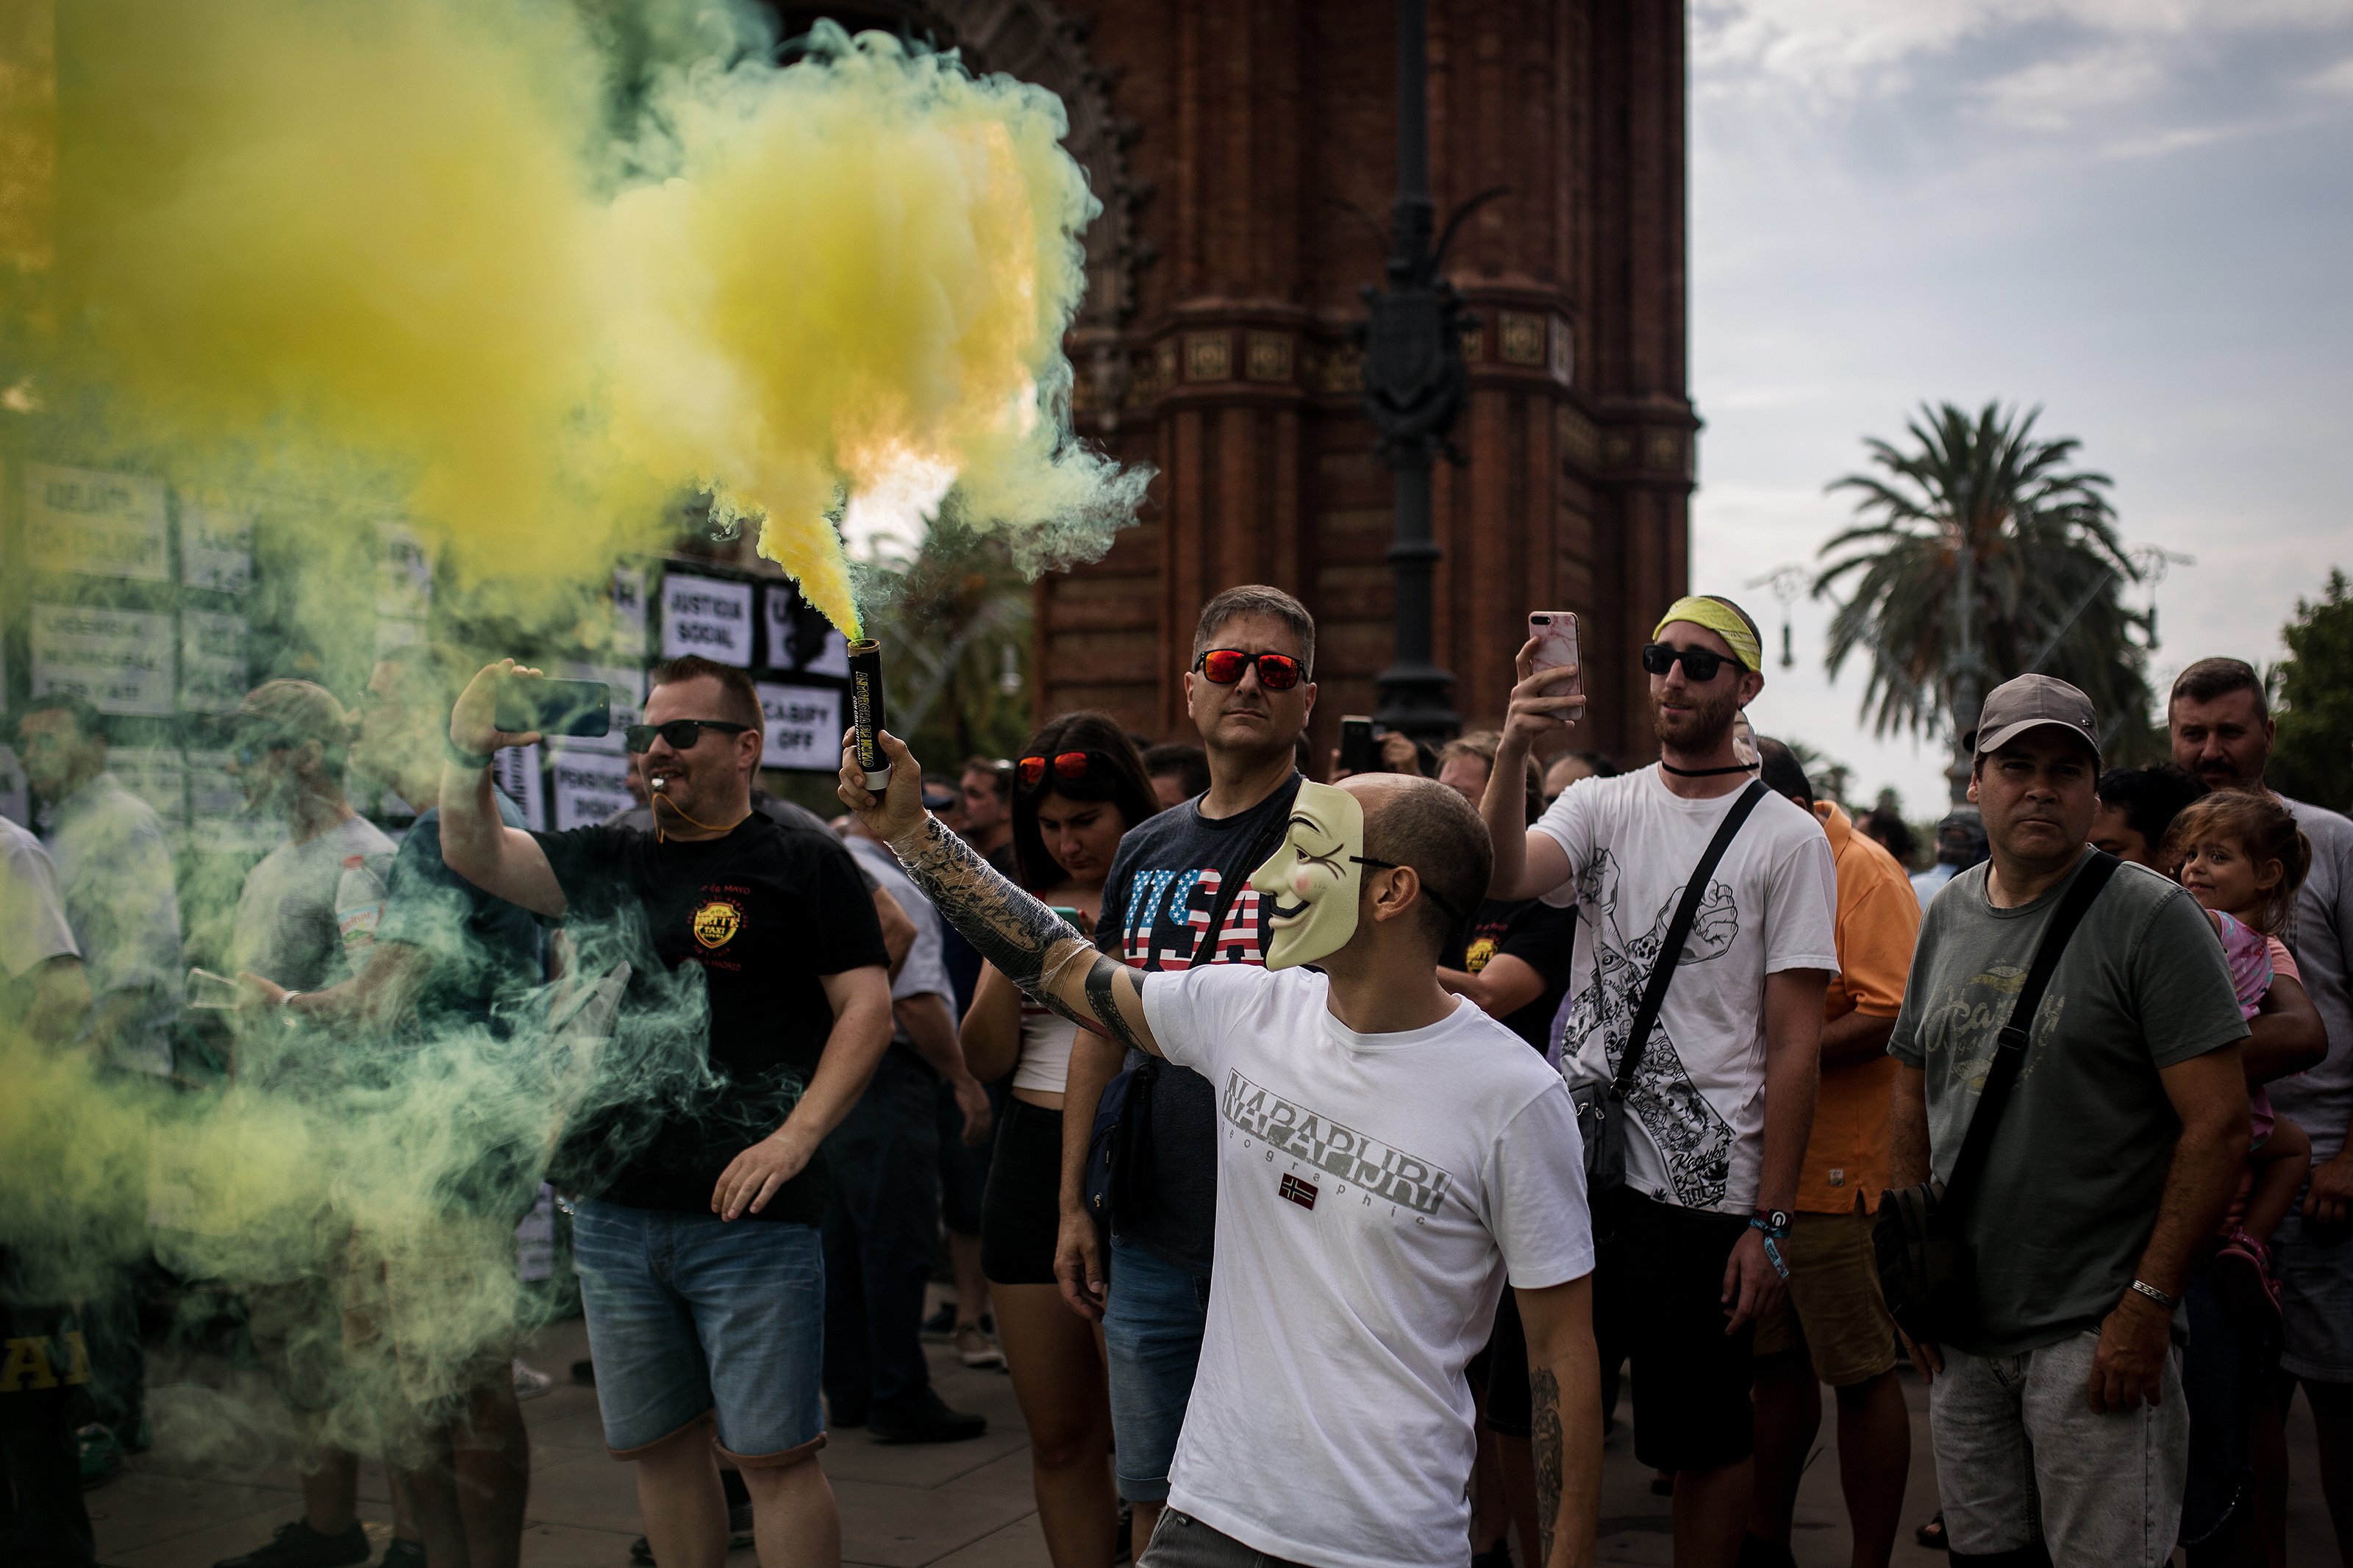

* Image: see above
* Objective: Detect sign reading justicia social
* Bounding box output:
[660,573,754,666]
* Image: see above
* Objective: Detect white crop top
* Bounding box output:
[1011,994,1082,1095]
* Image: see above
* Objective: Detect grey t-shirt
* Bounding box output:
[1889,853,2249,1356]
[2274,798,2353,1161]
[232,814,397,992]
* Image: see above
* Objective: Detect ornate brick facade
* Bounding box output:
[820,0,1689,762]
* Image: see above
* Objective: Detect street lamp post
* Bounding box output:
[1359,0,1487,745]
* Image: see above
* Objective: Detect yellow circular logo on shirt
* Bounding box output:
[691,898,743,950]
[1464,936,1497,974]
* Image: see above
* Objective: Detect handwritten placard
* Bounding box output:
[761,582,850,676]
[179,609,251,715]
[24,464,171,582]
[756,682,844,771]
[492,743,547,831]
[551,749,635,830]
[182,498,256,593]
[660,574,754,667]
[30,604,175,716]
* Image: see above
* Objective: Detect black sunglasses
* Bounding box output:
[1194,648,1305,691]
[624,719,754,753]
[1350,855,1466,926]
[1640,642,1744,683]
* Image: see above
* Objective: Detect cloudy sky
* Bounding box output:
[1687,0,2353,814]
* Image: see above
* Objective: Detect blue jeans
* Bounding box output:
[571,1200,826,1462]
[1104,1233,1211,1503]
[822,1050,941,1417]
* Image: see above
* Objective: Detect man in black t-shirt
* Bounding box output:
[1055,584,1315,1547]
[440,654,893,1568]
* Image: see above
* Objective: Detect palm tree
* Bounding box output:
[1813,401,2152,800]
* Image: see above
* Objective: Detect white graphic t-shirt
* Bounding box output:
[1141,965,1593,1568]
[1532,767,1839,1214]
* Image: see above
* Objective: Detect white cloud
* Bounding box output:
[1972,43,2168,130]
[1695,0,2352,104]
[2310,55,2353,93]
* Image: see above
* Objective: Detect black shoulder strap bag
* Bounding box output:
[1084,801,1293,1230]
[1571,779,1770,1200]
[1873,849,2121,1346]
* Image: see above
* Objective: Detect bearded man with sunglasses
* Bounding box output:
[440,654,894,1568]
[1483,595,1835,1568]
[1050,584,1318,1548]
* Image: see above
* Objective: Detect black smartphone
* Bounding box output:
[1338,715,1376,774]
[496,673,612,738]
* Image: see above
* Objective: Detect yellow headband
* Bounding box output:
[1652,595,1762,673]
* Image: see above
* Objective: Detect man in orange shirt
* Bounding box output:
[1746,738,1921,1568]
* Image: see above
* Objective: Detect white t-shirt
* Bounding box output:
[1,817,79,981]
[1531,767,1839,1214]
[1140,964,1594,1568]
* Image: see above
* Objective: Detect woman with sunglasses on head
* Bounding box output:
[959,712,1161,1567]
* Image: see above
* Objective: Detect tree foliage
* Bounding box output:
[853,513,1035,772]
[2269,568,2353,812]
[1813,401,2152,745]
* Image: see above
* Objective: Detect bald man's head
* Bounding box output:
[1340,772,1493,948]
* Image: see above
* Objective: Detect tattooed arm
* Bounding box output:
[1515,1275,1601,1568]
[840,730,1160,1059]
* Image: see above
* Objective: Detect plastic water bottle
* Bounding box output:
[335,853,388,975]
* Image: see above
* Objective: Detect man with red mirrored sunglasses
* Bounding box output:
[1054,584,1318,1549]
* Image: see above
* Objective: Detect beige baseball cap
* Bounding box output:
[232,679,351,748]
[1972,673,2100,765]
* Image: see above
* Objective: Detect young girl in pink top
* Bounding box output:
[2166,791,2317,1310]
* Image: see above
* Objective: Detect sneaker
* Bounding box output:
[77,1422,124,1489]
[2215,1225,2285,1323]
[211,1519,373,1568]
[954,1322,1006,1370]
[869,1390,988,1445]
[381,1540,427,1568]
[511,1357,556,1400]
[921,1300,960,1341]
[628,1505,755,1564]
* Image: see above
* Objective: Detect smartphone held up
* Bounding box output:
[1528,612,1583,693]
[495,670,613,739]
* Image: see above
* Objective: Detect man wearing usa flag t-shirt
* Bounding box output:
[1053,585,1315,1547]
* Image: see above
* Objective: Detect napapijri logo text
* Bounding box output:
[1221,1070,1452,1216]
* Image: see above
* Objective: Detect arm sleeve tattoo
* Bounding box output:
[1530,1366,1563,1565]
[886,815,1152,1056]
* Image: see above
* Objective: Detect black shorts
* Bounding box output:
[980,1097,1065,1286]
[1480,1288,1533,1439]
[1594,1188,1757,1472]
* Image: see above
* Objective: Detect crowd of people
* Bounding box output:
[4,579,2351,1568]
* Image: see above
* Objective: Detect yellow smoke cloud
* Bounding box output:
[37,0,1144,631]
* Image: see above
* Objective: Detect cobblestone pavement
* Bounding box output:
[88,1311,2338,1566]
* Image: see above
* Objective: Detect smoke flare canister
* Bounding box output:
[849,640,890,790]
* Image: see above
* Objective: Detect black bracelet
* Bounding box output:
[443,735,496,770]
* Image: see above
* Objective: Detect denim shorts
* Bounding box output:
[572,1200,826,1464]
[1102,1232,1211,1503]
[2275,1203,2353,1383]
